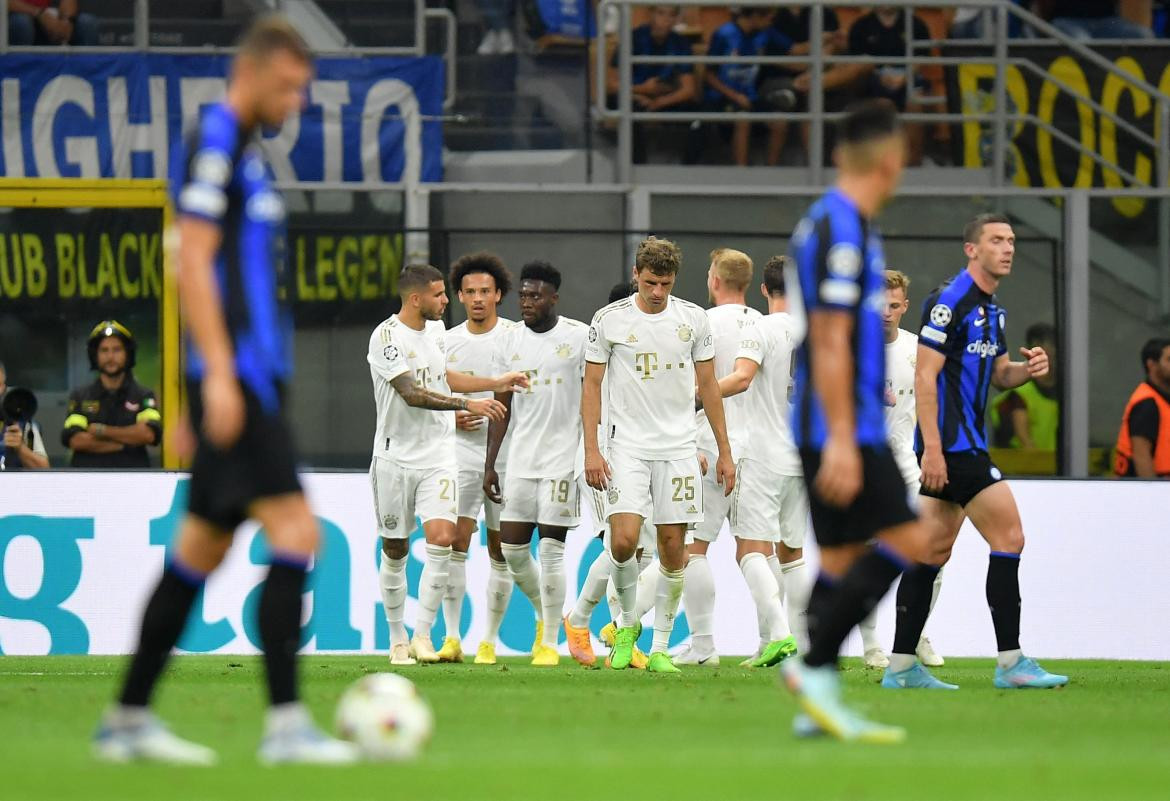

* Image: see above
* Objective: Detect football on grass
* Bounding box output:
[335,673,434,761]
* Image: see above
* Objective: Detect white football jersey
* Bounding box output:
[696,303,762,458]
[586,295,715,461]
[367,315,455,470]
[739,312,803,476]
[445,318,516,472]
[493,317,589,478]
[885,327,921,485]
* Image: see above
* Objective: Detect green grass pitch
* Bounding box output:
[1,656,1166,801]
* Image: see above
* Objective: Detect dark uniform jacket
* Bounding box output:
[62,376,161,468]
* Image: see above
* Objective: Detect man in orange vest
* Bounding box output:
[1115,338,1170,478]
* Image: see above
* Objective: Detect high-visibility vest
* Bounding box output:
[1114,382,1170,477]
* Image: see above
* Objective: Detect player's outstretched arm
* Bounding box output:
[991,347,1049,391]
[719,358,760,399]
[447,370,531,394]
[808,309,860,506]
[581,361,611,490]
[390,373,507,421]
[483,391,513,503]
[915,344,948,493]
[177,217,244,449]
[696,359,736,496]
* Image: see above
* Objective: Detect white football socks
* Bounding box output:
[609,552,640,629]
[483,558,513,645]
[537,538,566,647]
[569,549,612,629]
[997,648,1023,670]
[650,565,685,654]
[441,550,467,640]
[379,554,409,646]
[859,611,883,654]
[634,557,658,620]
[780,556,810,650]
[500,542,542,612]
[740,552,790,642]
[415,544,451,639]
[684,554,716,655]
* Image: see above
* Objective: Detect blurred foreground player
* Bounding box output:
[778,100,927,743]
[95,17,357,765]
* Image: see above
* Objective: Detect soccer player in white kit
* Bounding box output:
[673,249,761,667]
[442,253,540,666]
[857,269,946,669]
[482,261,590,666]
[583,236,736,673]
[704,256,811,668]
[368,265,526,665]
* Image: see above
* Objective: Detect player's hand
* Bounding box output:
[697,452,709,476]
[585,449,612,491]
[920,446,948,494]
[202,371,245,449]
[494,371,530,393]
[1020,346,1049,379]
[816,435,862,507]
[455,410,484,432]
[467,398,507,422]
[483,468,503,504]
[3,425,25,452]
[716,452,736,497]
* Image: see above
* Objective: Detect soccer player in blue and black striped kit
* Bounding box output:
[778,100,928,743]
[94,17,358,765]
[881,213,1068,690]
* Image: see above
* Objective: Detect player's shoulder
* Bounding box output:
[671,296,706,319]
[559,316,588,330]
[190,102,242,157]
[896,327,919,348]
[370,315,398,344]
[445,320,470,339]
[592,297,634,323]
[425,319,446,337]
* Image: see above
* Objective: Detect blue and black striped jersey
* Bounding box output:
[170,102,292,413]
[915,270,1008,453]
[789,188,889,449]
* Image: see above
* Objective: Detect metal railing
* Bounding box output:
[595,0,1170,189]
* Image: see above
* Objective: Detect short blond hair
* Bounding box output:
[709,248,753,291]
[884,269,910,294]
[636,236,682,275]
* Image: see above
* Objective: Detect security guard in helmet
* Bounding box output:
[61,320,162,468]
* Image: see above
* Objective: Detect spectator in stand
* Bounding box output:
[606,5,697,163]
[476,0,516,55]
[701,8,791,166]
[0,360,49,471]
[991,323,1060,450]
[7,1,98,46]
[1114,337,1170,478]
[758,5,846,161]
[791,6,931,164]
[1035,1,1154,39]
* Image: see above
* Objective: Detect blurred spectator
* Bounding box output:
[477,0,516,54]
[793,6,931,164]
[0,360,49,471]
[700,8,791,165]
[62,321,162,469]
[7,1,98,46]
[607,5,697,163]
[1034,1,1154,39]
[991,323,1060,450]
[1113,337,1170,478]
[759,5,846,161]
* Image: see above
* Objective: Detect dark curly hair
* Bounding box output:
[520,260,561,290]
[448,252,512,297]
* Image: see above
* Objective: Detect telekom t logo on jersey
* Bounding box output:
[635,352,659,380]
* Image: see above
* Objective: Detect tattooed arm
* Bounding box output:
[390,373,507,420]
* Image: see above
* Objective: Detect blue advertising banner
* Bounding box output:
[0,53,443,183]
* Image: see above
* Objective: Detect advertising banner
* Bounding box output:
[946,43,1168,224]
[1,473,1167,659]
[0,53,443,183]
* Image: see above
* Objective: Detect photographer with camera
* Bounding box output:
[0,361,49,471]
[61,320,162,469]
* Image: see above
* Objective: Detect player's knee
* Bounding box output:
[382,537,408,560]
[999,526,1025,554]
